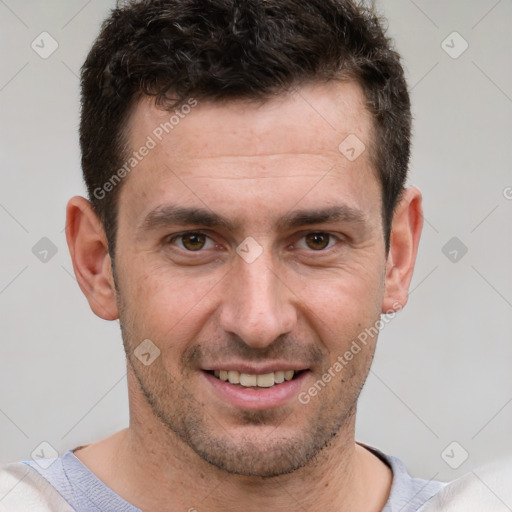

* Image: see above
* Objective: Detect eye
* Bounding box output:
[168,231,216,251]
[296,232,338,251]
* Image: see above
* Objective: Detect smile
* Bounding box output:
[207,370,304,388]
[202,368,310,410]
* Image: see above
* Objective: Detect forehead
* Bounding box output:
[118,80,379,231]
[127,80,372,159]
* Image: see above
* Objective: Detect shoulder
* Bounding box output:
[417,457,512,511]
[384,453,446,511]
[0,461,73,512]
[358,442,447,512]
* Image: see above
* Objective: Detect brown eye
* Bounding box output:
[304,232,331,250]
[181,233,207,251]
[170,232,215,251]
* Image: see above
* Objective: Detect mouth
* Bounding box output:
[204,369,307,389]
[202,367,311,410]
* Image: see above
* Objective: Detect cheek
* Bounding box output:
[299,269,384,346]
[120,261,222,350]
[303,263,384,310]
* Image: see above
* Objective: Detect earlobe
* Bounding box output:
[65,196,119,321]
[381,187,423,314]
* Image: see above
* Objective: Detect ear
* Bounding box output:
[382,186,423,314]
[65,196,119,320]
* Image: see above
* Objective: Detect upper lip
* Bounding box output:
[202,363,309,374]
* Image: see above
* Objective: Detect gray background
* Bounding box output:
[1,0,511,487]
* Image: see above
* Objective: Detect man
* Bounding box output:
[0,0,445,510]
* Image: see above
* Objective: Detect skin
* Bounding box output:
[65,80,423,511]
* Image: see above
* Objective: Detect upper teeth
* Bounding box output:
[214,370,295,387]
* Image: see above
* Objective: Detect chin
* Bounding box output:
[176,414,342,478]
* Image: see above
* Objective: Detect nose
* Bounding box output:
[218,250,298,349]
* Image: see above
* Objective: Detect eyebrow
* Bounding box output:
[138,203,367,235]
[139,205,235,233]
[277,205,367,230]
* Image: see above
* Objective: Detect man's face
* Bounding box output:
[113,81,387,477]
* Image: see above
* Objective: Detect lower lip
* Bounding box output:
[202,371,310,411]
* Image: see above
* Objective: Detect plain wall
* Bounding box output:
[0,0,511,484]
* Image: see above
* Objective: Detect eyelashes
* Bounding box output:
[168,232,215,251]
[166,230,343,253]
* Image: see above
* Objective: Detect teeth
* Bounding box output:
[284,370,294,381]
[274,370,285,384]
[257,373,275,387]
[239,373,257,386]
[227,370,240,384]
[212,370,299,387]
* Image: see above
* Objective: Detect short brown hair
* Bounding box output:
[80,0,411,256]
